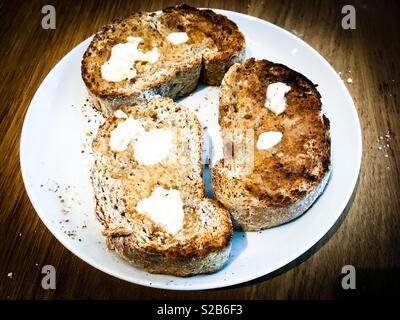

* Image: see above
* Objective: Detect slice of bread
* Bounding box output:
[82,4,245,117]
[92,96,232,276]
[212,58,331,231]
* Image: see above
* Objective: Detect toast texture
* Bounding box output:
[82,4,245,116]
[212,58,331,231]
[91,96,232,276]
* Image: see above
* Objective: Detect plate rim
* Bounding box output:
[19,8,362,291]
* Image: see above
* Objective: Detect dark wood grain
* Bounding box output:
[0,0,399,299]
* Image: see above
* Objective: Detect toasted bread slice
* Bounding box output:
[212,58,331,231]
[92,96,232,276]
[82,4,245,116]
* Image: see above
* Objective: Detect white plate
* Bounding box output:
[20,9,362,290]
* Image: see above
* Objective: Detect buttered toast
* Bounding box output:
[82,5,245,117]
[212,58,331,231]
[91,96,232,276]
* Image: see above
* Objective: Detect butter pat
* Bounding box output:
[127,36,143,43]
[109,118,144,152]
[134,128,173,165]
[114,110,128,119]
[167,32,189,45]
[265,82,291,115]
[136,187,184,234]
[256,131,283,150]
[101,37,160,82]
[109,117,173,165]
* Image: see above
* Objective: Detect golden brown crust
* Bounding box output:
[81,5,245,115]
[109,235,231,277]
[212,58,331,230]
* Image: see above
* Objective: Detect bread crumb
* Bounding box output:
[291,30,303,38]
[377,133,392,157]
[64,230,77,239]
[7,272,13,279]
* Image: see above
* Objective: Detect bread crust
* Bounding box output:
[107,199,232,277]
[212,58,331,231]
[213,169,331,231]
[81,5,245,116]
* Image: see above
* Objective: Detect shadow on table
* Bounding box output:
[214,175,361,290]
[332,268,400,299]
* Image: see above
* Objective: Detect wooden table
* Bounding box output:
[0,0,399,299]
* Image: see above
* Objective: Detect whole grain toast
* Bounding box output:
[212,58,331,231]
[82,4,245,117]
[92,96,232,276]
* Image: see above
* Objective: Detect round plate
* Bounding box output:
[20,9,362,290]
